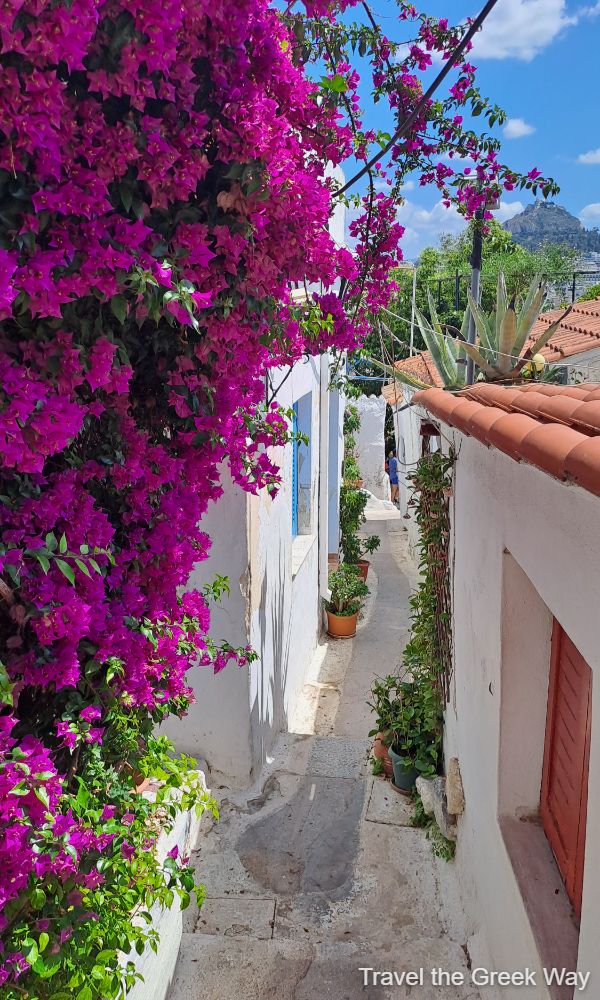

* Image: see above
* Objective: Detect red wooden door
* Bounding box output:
[541,621,592,922]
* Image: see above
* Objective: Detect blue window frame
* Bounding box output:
[292,393,312,537]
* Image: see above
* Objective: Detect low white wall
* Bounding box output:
[163,472,253,782]
[433,423,600,997]
[355,394,389,499]
[127,774,208,1000]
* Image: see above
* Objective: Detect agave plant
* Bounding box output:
[372,289,469,390]
[462,274,571,381]
[374,274,571,391]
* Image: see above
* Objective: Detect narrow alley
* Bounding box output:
[170,513,480,1000]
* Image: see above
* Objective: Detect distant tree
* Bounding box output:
[578,283,600,302]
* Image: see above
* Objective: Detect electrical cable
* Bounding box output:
[337,0,501,196]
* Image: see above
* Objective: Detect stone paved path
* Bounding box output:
[169,517,481,1000]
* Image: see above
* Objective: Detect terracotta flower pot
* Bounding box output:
[133,772,150,794]
[373,732,393,779]
[357,559,369,580]
[326,609,358,638]
[345,478,364,489]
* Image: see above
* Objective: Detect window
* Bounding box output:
[292,392,312,537]
[541,621,592,922]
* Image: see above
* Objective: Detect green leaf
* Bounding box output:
[320,73,348,93]
[35,785,50,808]
[34,551,51,574]
[75,558,92,578]
[55,559,75,586]
[523,307,573,363]
[77,988,93,1000]
[111,295,128,324]
[23,938,39,965]
[31,887,47,910]
[38,957,61,979]
[59,532,67,554]
[89,558,102,575]
[45,532,57,551]
[39,931,49,952]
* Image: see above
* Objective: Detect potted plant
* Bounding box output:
[325,563,369,638]
[388,661,441,791]
[368,659,442,791]
[367,674,398,779]
[355,534,380,579]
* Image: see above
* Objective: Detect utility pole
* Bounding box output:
[409,265,417,356]
[466,205,485,385]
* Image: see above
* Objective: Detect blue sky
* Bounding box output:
[344,0,600,258]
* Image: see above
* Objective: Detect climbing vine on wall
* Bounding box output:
[407,449,455,702]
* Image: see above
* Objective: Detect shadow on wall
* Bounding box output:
[250,543,293,772]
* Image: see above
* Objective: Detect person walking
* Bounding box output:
[388,449,399,505]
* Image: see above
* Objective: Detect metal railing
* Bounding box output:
[426,269,600,313]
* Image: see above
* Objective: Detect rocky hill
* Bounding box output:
[504,201,600,253]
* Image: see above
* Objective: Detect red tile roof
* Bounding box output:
[381,352,442,404]
[381,299,600,404]
[412,383,600,497]
[527,299,600,362]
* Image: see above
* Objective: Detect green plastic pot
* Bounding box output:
[388,746,419,791]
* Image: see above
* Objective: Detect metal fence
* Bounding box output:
[427,269,600,313]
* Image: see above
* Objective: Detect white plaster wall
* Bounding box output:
[355,394,389,499]
[163,471,253,782]
[390,390,424,554]
[550,347,600,384]
[434,425,600,997]
[327,388,344,554]
[248,356,322,769]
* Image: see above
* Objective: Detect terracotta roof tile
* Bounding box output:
[527,299,600,362]
[381,352,443,404]
[411,383,600,497]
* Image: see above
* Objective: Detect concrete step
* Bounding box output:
[169,933,480,1000]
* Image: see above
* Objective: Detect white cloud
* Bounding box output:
[580,203,600,226]
[395,198,526,258]
[504,117,535,139]
[401,179,416,192]
[396,199,466,258]
[494,200,525,222]
[472,0,577,61]
[578,148,600,164]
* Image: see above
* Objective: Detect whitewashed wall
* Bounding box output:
[327,388,344,554]
[166,357,340,785]
[355,394,389,499]
[390,389,433,554]
[419,413,600,998]
[247,357,323,772]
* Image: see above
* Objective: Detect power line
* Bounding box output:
[337,0,501,196]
